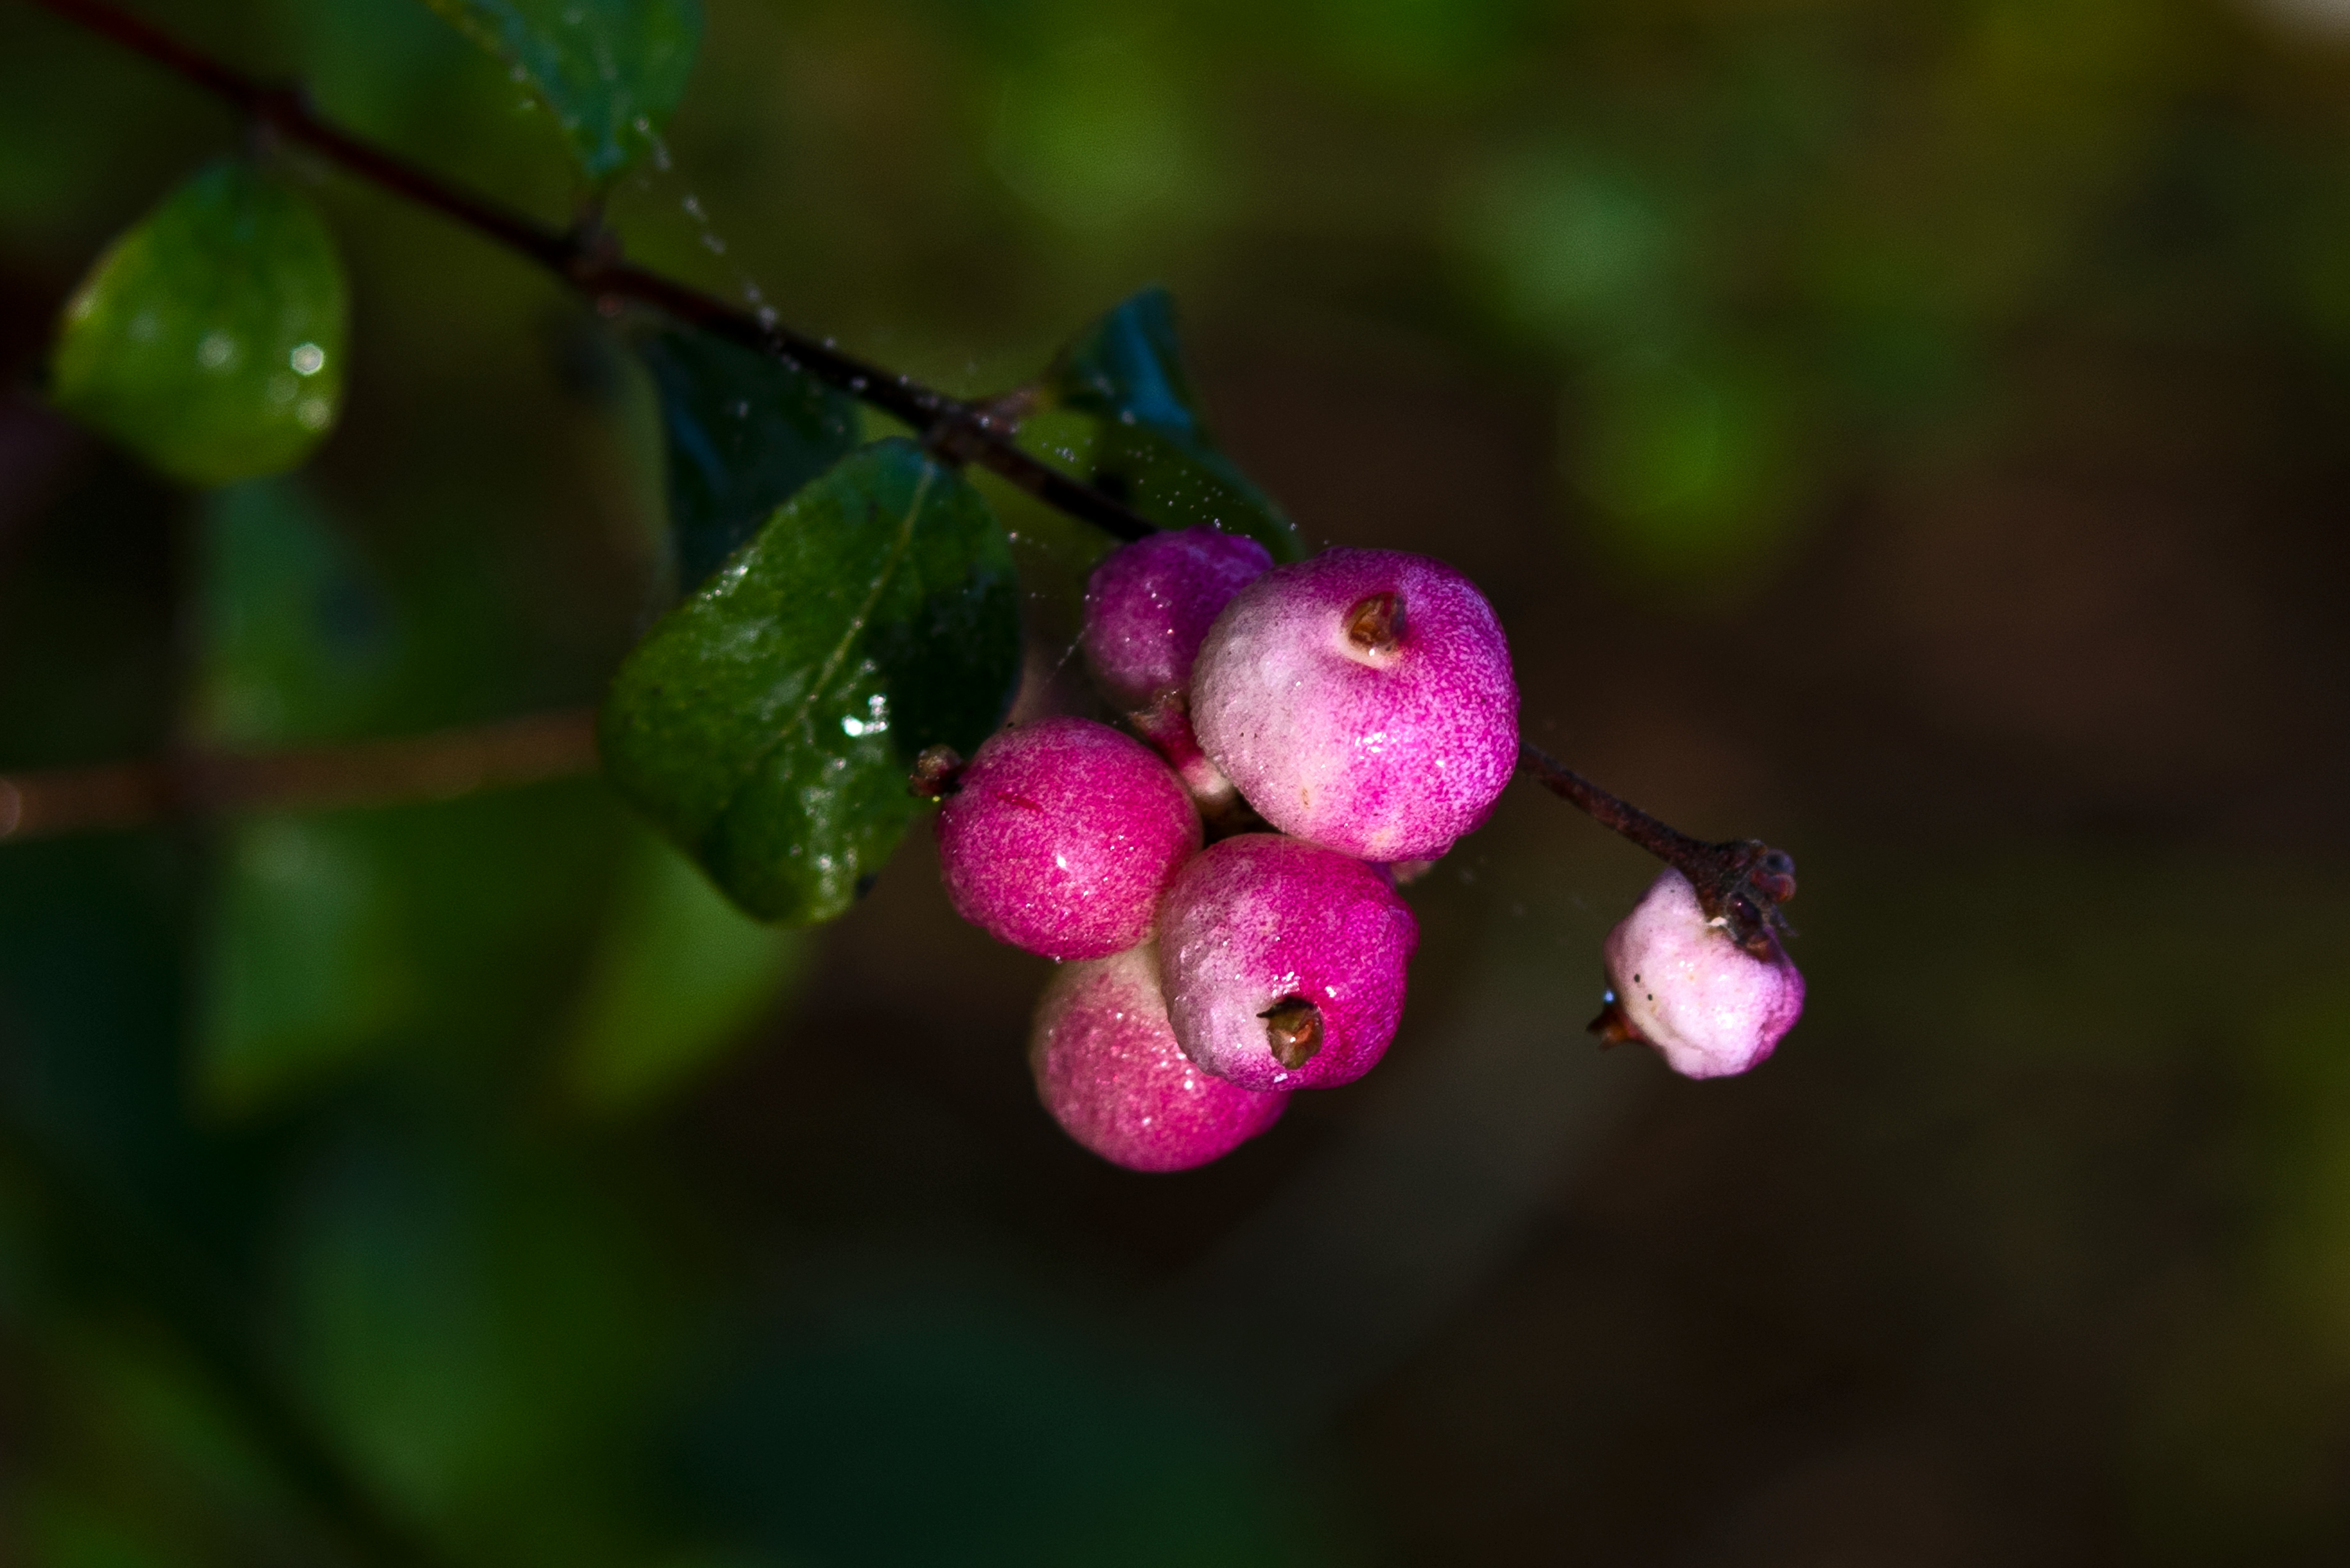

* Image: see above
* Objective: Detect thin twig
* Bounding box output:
[12,0,1796,889]
[1518,742,1797,947]
[17,0,1155,543]
[0,709,599,841]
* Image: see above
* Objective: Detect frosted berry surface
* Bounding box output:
[936,716,1200,961]
[1155,833,1418,1092]
[1602,868,1805,1080]
[1190,547,1517,862]
[1082,526,1273,710]
[1030,944,1287,1172]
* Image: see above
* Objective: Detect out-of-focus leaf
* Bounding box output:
[1042,287,1305,561]
[186,480,395,1114]
[194,785,623,1117]
[676,1281,1340,1567]
[190,479,396,750]
[1570,352,1813,578]
[600,439,1020,925]
[49,160,347,489]
[197,815,411,1116]
[989,38,1202,233]
[423,0,702,180]
[634,326,859,592]
[1457,149,1687,353]
[562,826,804,1114]
[22,1489,199,1568]
[280,1126,667,1551]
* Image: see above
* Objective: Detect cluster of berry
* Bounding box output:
[919,528,1803,1172]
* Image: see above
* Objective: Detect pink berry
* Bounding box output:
[1081,526,1273,711]
[1190,548,1518,862]
[1030,944,1287,1172]
[1599,869,1804,1080]
[936,717,1200,960]
[1155,833,1418,1092]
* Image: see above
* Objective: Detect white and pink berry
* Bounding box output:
[935,716,1200,961]
[1189,547,1518,863]
[1030,943,1288,1172]
[1155,833,1419,1092]
[1081,526,1273,710]
[1599,868,1804,1080]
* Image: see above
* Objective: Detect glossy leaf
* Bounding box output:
[425,0,702,180]
[562,826,805,1113]
[635,326,859,592]
[49,160,347,489]
[601,439,1020,925]
[1043,286,1304,561]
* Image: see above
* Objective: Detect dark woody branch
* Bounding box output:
[20,0,1156,543]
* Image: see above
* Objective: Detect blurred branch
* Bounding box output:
[17,0,1156,543]
[0,709,599,841]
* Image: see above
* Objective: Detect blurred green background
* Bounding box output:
[7,0,2350,1561]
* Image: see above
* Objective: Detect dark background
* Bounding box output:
[5,0,2350,1562]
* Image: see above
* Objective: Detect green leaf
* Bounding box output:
[49,160,348,489]
[600,439,1021,925]
[1043,286,1305,561]
[562,825,805,1113]
[634,326,859,592]
[424,0,702,180]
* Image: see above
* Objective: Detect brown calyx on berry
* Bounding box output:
[907,744,966,799]
[1345,592,1406,656]
[1589,996,1642,1048]
[1259,996,1324,1068]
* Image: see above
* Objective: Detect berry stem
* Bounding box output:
[1517,742,1797,952]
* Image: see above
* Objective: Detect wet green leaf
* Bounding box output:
[635,326,859,593]
[600,439,1020,925]
[425,0,702,180]
[562,825,805,1113]
[1043,286,1304,561]
[49,160,348,489]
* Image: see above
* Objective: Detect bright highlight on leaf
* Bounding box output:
[49,159,348,489]
[635,326,859,592]
[600,438,1022,926]
[426,0,703,180]
[1044,286,1305,562]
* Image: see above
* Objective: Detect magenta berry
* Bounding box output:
[1156,833,1418,1092]
[1190,547,1518,862]
[1081,526,1273,710]
[936,716,1200,960]
[1030,944,1287,1172]
[1598,869,1804,1080]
